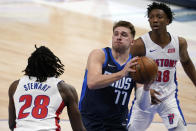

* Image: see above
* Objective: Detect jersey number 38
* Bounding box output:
[156,70,170,82]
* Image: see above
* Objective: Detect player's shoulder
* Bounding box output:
[178,36,187,49]
[89,48,105,56]
[130,37,145,57]
[58,81,76,95]
[57,81,77,104]
[11,80,19,86]
[58,80,74,90]
[8,80,19,97]
[135,37,145,45]
[178,37,187,44]
[88,48,106,63]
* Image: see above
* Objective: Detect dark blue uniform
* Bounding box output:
[79,47,136,131]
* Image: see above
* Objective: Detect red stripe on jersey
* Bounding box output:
[55,101,65,131]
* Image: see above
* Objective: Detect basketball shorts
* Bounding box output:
[128,93,186,130]
[81,114,127,131]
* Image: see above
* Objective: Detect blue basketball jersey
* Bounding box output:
[79,47,136,122]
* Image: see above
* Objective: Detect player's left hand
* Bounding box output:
[150,89,161,105]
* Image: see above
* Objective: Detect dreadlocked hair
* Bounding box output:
[24,45,64,82]
[147,2,174,24]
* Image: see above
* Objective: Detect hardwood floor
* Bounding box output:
[0,1,195,130]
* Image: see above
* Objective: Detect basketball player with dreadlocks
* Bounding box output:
[8,45,86,131]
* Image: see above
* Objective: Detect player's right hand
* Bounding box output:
[124,56,139,75]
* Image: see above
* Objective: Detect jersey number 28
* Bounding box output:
[18,95,50,119]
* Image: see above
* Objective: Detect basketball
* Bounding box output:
[130,56,158,84]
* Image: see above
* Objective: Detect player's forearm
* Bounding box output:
[8,101,16,131]
[136,86,151,110]
[8,121,15,131]
[87,71,124,89]
[70,118,86,131]
[68,105,86,131]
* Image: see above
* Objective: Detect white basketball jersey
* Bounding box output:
[14,76,64,131]
[141,33,179,100]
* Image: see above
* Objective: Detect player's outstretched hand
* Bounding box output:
[150,89,161,105]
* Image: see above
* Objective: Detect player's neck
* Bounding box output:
[150,31,171,48]
[112,49,130,65]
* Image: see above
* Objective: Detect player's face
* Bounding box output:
[112,26,133,52]
[148,9,169,31]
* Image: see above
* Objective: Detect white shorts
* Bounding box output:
[128,92,186,130]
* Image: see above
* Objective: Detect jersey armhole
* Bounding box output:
[140,35,148,56]
[102,48,108,68]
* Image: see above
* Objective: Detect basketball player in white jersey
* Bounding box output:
[8,46,86,131]
[128,2,196,131]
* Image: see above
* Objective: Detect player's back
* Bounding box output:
[13,75,64,131]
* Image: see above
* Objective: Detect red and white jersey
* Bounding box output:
[14,76,65,131]
[141,33,179,100]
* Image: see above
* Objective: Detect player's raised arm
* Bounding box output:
[87,49,137,89]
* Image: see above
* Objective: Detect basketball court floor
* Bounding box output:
[0,0,196,130]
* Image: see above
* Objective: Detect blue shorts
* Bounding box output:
[81,114,127,131]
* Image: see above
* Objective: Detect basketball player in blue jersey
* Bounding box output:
[128,2,196,131]
[8,46,86,131]
[79,21,155,131]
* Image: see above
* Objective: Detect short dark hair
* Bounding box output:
[113,20,136,38]
[24,45,64,82]
[147,2,174,24]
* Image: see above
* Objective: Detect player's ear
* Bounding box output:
[166,18,170,25]
[130,39,134,45]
